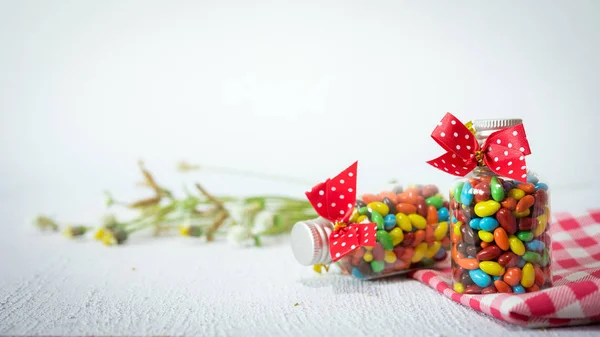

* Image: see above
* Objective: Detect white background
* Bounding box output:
[1,1,600,335]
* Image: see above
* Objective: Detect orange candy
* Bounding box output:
[452,246,463,263]
[501,197,517,210]
[517,183,536,194]
[362,193,380,204]
[401,247,415,261]
[494,280,513,293]
[493,227,509,251]
[427,205,439,224]
[480,241,490,248]
[468,178,480,187]
[397,192,418,205]
[378,191,397,203]
[425,224,435,245]
[503,267,522,286]
[396,203,417,214]
[516,195,535,213]
[412,229,425,247]
[526,284,540,293]
[457,258,479,270]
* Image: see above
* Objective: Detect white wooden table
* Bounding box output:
[1,187,600,336]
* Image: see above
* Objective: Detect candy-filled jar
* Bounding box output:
[438,118,552,294]
[290,161,450,280]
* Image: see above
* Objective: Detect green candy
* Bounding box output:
[371,210,384,230]
[376,230,394,250]
[541,248,550,267]
[371,260,385,273]
[517,231,534,242]
[422,258,435,267]
[358,206,369,215]
[425,196,444,209]
[490,176,505,202]
[523,251,541,263]
[453,182,464,204]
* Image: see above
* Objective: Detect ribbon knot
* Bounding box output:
[427,113,532,182]
[305,161,377,262]
[333,221,347,232]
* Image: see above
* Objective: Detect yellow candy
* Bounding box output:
[454,282,465,293]
[453,221,463,236]
[478,230,494,243]
[389,227,404,246]
[363,252,373,262]
[508,188,525,200]
[521,262,535,287]
[434,221,449,241]
[412,242,428,262]
[396,213,412,232]
[384,250,397,263]
[356,215,368,223]
[479,261,505,276]
[364,246,373,251]
[514,209,531,218]
[509,235,526,255]
[367,202,389,217]
[426,241,441,258]
[349,208,359,223]
[408,214,427,230]
[474,200,501,217]
[532,213,548,236]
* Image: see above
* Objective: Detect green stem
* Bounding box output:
[253,235,262,247]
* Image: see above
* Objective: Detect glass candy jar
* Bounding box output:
[291,165,451,280]
[445,119,552,294]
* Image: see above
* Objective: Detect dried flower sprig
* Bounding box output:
[35,161,317,247]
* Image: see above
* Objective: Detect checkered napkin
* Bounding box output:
[409,209,600,328]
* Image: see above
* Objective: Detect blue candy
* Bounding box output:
[469,218,481,230]
[518,257,526,268]
[438,207,449,222]
[535,183,549,191]
[512,285,526,294]
[493,275,501,281]
[527,174,540,184]
[384,214,396,230]
[460,182,474,206]
[479,217,499,231]
[526,240,546,252]
[469,269,492,288]
[352,267,365,279]
[452,216,458,223]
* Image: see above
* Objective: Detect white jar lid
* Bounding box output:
[290,217,334,266]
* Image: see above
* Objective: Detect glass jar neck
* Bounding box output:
[473,118,523,145]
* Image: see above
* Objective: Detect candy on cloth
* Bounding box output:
[408,209,600,328]
[305,161,377,262]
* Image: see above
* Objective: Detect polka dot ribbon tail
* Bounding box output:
[427,112,532,182]
[305,161,377,262]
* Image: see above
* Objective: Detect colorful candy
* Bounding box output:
[449,173,552,294]
[334,185,450,279]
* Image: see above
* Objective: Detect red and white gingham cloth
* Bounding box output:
[409,209,600,328]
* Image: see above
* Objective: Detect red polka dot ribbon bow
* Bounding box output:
[427,112,532,182]
[305,161,377,262]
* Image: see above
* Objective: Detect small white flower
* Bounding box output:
[252,210,275,235]
[227,225,251,245]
